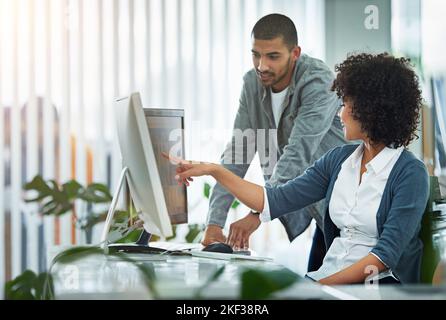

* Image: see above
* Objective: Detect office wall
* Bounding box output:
[325,0,391,70]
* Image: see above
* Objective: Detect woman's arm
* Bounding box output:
[163,153,265,212]
[209,165,265,212]
[318,253,387,285]
[164,146,337,220]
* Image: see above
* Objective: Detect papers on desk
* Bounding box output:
[190,250,274,262]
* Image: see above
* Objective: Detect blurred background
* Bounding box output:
[0,0,445,292]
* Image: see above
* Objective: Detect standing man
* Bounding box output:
[203,14,346,267]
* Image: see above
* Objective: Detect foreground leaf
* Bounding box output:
[5,270,54,300]
[195,265,225,298]
[240,268,299,299]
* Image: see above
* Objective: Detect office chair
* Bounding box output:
[420,176,443,284]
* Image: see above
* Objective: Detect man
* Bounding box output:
[203,14,346,266]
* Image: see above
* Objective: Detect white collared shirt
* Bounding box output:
[261,144,404,281]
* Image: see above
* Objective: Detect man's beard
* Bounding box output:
[270,57,293,88]
[258,57,293,88]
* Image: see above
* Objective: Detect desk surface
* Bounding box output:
[49,246,446,300]
[49,245,333,300]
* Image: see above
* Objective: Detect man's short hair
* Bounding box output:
[251,14,298,49]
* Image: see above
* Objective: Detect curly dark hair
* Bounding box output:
[332,52,423,148]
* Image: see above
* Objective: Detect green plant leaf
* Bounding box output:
[41,200,57,216]
[24,194,50,203]
[4,270,53,300]
[52,246,104,265]
[113,210,131,223]
[77,211,107,229]
[195,265,225,298]
[62,180,84,200]
[185,224,204,243]
[240,268,299,299]
[79,183,113,203]
[54,202,73,216]
[108,252,159,298]
[23,176,56,204]
[23,175,52,194]
[4,270,37,300]
[166,225,177,241]
[23,175,75,217]
[34,273,54,300]
[204,182,211,199]
[231,199,240,209]
[115,229,144,243]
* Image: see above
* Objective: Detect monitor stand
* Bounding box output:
[106,230,167,254]
[101,167,168,255]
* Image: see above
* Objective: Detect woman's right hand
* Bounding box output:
[162,152,216,186]
[163,152,264,213]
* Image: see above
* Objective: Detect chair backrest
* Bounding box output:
[420,176,442,284]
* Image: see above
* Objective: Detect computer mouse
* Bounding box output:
[202,242,233,254]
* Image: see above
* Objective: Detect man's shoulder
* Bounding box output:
[300,53,330,68]
[296,54,334,81]
[294,54,334,89]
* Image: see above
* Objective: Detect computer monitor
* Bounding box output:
[101,92,187,252]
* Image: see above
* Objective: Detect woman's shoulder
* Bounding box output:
[392,149,429,182]
[399,149,428,171]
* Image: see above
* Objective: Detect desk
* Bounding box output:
[48,246,446,300]
[48,245,334,300]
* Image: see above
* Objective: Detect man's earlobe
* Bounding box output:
[293,46,301,61]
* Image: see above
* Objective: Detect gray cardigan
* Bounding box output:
[265,144,429,284]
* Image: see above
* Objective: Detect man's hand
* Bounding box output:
[227,212,261,250]
[201,224,226,246]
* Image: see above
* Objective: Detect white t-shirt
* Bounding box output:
[270,87,289,128]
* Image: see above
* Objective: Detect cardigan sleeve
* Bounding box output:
[370,162,429,271]
[265,146,340,220]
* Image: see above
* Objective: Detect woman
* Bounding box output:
[166,53,428,285]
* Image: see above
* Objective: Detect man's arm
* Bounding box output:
[206,80,257,228]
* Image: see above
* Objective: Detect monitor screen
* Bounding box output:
[143,108,188,225]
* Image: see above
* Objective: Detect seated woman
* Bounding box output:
[165,53,428,285]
